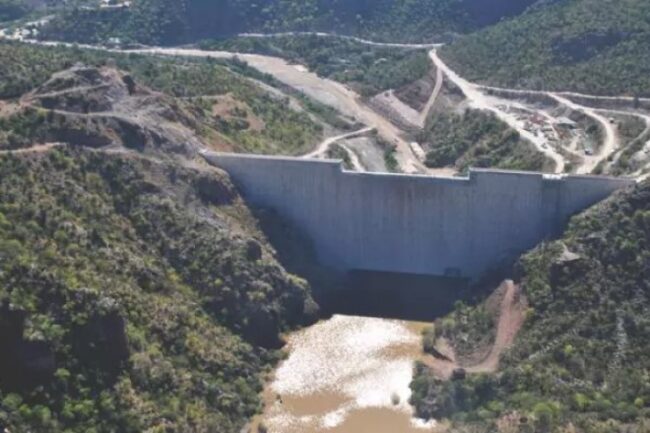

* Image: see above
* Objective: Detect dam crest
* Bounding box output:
[205,153,633,280]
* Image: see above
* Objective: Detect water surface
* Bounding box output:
[254,315,439,433]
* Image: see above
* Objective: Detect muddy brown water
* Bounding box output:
[251,315,441,433]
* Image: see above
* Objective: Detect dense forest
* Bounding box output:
[39,0,539,45]
[0,147,318,432]
[411,181,650,432]
[441,0,650,96]
[33,0,650,96]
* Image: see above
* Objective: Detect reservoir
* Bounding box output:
[253,315,439,433]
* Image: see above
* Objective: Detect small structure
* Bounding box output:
[556,117,577,129]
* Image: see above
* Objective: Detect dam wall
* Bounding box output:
[206,153,634,279]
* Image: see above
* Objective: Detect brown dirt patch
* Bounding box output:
[421,280,527,379]
[0,100,21,118]
[394,67,437,112]
[211,93,265,132]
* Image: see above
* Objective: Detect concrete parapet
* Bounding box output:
[205,153,634,279]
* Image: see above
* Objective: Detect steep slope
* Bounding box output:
[411,180,650,432]
[0,145,318,433]
[441,0,650,96]
[419,109,554,172]
[0,0,28,22]
[0,41,326,432]
[39,0,539,45]
[0,41,325,156]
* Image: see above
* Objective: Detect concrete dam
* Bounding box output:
[206,153,634,279]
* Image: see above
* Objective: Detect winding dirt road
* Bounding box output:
[5,32,648,177]
[604,110,650,173]
[303,126,373,172]
[337,142,366,172]
[303,126,375,159]
[423,280,527,379]
[549,93,619,174]
[125,46,428,173]
[417,65,444,128]
[239,31,442,49]
[429,50,567,172]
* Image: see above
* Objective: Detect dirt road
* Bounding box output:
[303,126,373,172]
[423,280,526,379]
[549,93,619,174]
[338,142,366,172]
[126,46,428,173]
[9,33,648,178]
[429,50,566,172]
[303,127,374,159]
[239,32,442,49]
[417,64,444,127]
[0,143,63,155]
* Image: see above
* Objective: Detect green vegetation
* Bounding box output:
[326,143,353,170]
[420,109,553,172]
[442,0,650,96]
[0,108,55,149]
[411,181,650,432]
[0,0,29,22]
[203,35,432,97]
[26,0,650,97]
[604,116,650,176]
[0,41,324,155]
[384,146,399,173]
[431,301,495,360]
[0,147,317,432]
[39,0,538,45]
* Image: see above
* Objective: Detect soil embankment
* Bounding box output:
[423,280,527,379]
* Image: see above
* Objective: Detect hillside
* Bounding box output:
[411,180,650,432]
[0,0,28,22]
[420,109,554,173]
[0,28,347,431]
[38,0,539,45]
[0,41,327,156]
[441,0,650,96]
[0,145,319,432]
[203,35,432,97]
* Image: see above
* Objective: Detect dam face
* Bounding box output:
[206,153,633,279]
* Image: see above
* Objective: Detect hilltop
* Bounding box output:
[39,0,538,45]
[441,0,650,96]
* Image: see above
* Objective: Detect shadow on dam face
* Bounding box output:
[256,206,500,322]
[316,270,474,323]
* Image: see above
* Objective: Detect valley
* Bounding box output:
[0,2,649,433]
